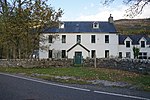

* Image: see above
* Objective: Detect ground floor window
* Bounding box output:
[49,50,52,58]
[126,52,131,58]
[119,52,122,58]
[91,50,96,58]
[139,52,147,59]
[105,50,109,58]
[62,50,66,58]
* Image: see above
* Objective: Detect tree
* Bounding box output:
[103,0,150,18]
[133,46,140,59]
[0,0,63,59]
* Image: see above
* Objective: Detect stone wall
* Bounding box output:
[0,58,150,74]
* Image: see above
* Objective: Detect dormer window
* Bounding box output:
[141,41,145,48]
[126,41,130,48]
[59,22,64,29]
[93,22,99,29]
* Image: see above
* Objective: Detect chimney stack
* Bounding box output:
[108,14,114,23]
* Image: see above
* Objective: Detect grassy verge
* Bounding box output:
[0,67,150,91]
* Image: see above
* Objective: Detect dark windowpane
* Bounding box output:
[49,35,53,43]
[91,35,96,43]
[141,41,145,48]
[91,50,96,58]
[62,35,66,43]
[119,52,122,58]
[105,35,109,43]
[62,50,66,58]
[49,50,52,58]
[77,35,81,43]
[126,41,130,47]
[126,52,131,58]
[105,50,109,58]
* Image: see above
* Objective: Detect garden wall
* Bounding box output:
[0,58,150,74]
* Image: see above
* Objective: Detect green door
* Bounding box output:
[74,52,82,64]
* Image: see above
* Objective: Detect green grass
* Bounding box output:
[0,67,150,91]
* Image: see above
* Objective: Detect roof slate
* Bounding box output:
[119,34,150,45]
[43,21,117,33]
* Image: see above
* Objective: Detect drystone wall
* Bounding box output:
[0,58,150,74]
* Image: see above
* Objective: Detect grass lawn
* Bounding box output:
[0,67,150,91]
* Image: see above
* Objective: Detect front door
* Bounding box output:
[74,52,82,64]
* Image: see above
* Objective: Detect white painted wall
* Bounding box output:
[39,33,119,59]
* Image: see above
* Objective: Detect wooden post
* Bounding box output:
[94,52,96,68]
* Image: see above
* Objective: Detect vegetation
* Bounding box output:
[103,0,150,18]
[0,67,150,91]
[0,0,63,59]
[133,46,140,59]
[114,18,150,35]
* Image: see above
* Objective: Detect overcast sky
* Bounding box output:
[50,0,150,21]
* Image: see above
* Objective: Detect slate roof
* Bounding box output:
[43,21,117,33]
[119,34,150,45]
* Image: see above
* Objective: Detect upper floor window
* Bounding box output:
[93,22,99,29]
[59,22,64,29]
[141,41,145,48]
[91,35,96,43]
[105,35,109,43]
[49,35,53,43]
[126,41,130,48]
[77,35,81,43]
[62,35,66,43]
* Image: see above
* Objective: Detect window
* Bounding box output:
[141,41,145,48]
[126,41,130,47]
[62,50,66,58]
[49,50,52,58]
[126,52,131,58]
[62,35,66,43]
[105,35,109,43]
[91,35,96,43]
[77,35,81,43]
[49,35,53,43]
[91,50,96,58]
[59,22,64,28]
[105,50,109,58]
[139,52,147,59]
[119,52,122,58]
[93,22,99,29]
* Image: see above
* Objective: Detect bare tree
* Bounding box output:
[103,0,150,18]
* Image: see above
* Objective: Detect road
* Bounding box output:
[0,73,150,100]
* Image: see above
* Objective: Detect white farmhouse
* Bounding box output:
[39,15,150,63]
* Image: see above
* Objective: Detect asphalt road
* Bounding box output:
[0,73,150,100]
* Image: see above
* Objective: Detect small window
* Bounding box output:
[105,35,109,43]
[126,52,131,58]
[59,22,64,28]
[91,35,96,43]
[91,50,96,58]
[141,41,145,48]
[62,35,66,43]
[77,35,81,43]
[62,50,66,58]
[49,50,52,58]
[126,41,130,48]
[105,50,109,58]
[139,52,147,59]
[49,35,53,43]
[93,22,99,29]
[119,52,122,58]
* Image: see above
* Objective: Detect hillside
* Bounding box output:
[114,18,150,35]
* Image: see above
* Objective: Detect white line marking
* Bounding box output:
[94,91,150,100]
[1,73,150,100]
[0,73,90,92]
